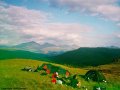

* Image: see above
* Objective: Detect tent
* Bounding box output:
[35,63,71,77]
[84,70,106,82]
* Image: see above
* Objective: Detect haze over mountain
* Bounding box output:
[0,45,10,48]
[12,41,56,53]
[0,41,68,55]
[1,41,120,67]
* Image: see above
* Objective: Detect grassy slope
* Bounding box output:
[0,49,47,60]
[0,59,120,90]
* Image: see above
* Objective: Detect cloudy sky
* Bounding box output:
[0,0,120,48]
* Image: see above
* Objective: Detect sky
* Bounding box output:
[0,0,120,48]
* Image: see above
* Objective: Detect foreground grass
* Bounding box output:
[0,59,120,90]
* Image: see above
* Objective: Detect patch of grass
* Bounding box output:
[0,59,120,90]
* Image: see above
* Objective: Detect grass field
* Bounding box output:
[0,59,120,90]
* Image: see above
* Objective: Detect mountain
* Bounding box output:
[12,41,63,54]
[12,41,43,53]
[13,41,56,50]
[0,45,10,48]
[47,51,65,56]
[13,41,40,48]
[52,47,120,66]
[0,49,47,60]
[39,42,56,49]
[107,46,120,49]
[0,41,66,55]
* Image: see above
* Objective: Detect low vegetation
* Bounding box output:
[0,59,120,90]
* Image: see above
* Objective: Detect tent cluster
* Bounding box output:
[22,63,107,89]
[35,63,70,77]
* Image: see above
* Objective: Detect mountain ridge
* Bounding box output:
[0,41,64,55]
[52,47,120,66]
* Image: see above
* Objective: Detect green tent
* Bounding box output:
[84,70,106,82]
[35,64,52,71]
[36,63,70,76]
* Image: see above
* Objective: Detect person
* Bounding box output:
[66,71,70,78]
[52,72,59,78]
[77,81,81,88]
[69,74,81,88]
[46,69,50,74]
[51,72,59,84]
[51,77,57,84]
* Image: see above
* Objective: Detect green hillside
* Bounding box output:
[0,59,120,90]
[0,49,47,60]
[53,47,120,66]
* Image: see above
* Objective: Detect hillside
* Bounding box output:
[0,49,47,60]
[52,47,120,66]
[0,59,119,90]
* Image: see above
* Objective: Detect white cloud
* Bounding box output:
[22,23,93,47]
[0,2,49,45]
[117,23,120,27]
[93,5,120,22]
[0,2,94,47]
[0,39,9,44]
[0,1,119,48]
[44,0,120,25]
[0,4,49,28]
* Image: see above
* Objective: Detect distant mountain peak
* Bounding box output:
[42,42,56,47]
[108,46,119,49]
[16,41,41,46]
[23,41,39,44]
[19,41,55,47]
[28,41,37,43]
[11,41,59,54]
[0,41,65,55]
